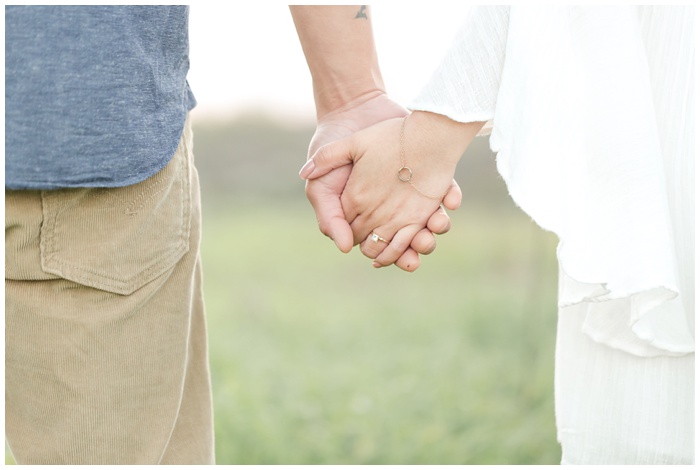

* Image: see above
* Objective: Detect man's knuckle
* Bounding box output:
[315,144,333,164]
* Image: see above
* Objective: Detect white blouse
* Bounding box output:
[410,6,694,357]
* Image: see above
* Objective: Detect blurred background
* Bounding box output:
[191,116,561,465]
[186,3,561,464]
[6,3,562,465]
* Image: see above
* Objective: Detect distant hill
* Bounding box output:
[192,112,514,209]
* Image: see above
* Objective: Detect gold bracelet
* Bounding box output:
[397,116,451,200]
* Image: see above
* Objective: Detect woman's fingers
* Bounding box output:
[358,225,436,271]
[371,225,423,268]
[358,228,423,272]
[359,227,394,260]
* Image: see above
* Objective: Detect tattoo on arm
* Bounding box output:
[355,6,368,19]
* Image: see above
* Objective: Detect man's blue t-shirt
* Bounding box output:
[5,5,197,190]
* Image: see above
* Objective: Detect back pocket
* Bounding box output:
[40,141,191,296]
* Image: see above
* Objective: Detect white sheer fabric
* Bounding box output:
[410,5,694,464]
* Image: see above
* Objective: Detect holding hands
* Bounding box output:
[301,109,485,271]
[289,6,482,270]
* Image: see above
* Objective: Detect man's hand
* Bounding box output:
[304,92,404,254]
[303,100,464,271]
[290,6,461,271]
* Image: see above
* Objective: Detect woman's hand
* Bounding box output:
[303,95,463,271]
[301,111,484,269]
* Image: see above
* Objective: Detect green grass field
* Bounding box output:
[201,200,561,464]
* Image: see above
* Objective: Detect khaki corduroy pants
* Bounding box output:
[5,118,215,464]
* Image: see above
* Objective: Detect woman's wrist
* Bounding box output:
[399,111,485,199]
[407,111,483,166]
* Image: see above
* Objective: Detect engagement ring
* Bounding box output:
[370,231,389,244]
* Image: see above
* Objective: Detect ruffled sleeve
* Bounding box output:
[409,6,694,357]
[409,5,509,135]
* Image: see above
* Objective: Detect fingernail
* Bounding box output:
[372,261,381,268]
[299,159,315,179]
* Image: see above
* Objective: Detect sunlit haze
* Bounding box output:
[187,4,474,123]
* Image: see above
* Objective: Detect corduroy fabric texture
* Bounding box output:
[5,118,215,464]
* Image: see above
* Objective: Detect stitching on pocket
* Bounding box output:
[39,142,192,296]
[125,177,168,216]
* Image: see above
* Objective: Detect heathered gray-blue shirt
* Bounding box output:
[5,5,196,190]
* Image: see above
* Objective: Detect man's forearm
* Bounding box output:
[289,5,385,119]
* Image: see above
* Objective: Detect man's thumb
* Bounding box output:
[299,138,355,180]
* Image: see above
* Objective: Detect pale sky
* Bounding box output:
[187,3,474,122]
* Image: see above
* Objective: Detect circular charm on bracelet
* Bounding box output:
[370,231,389,244]
[398,166,413,183]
